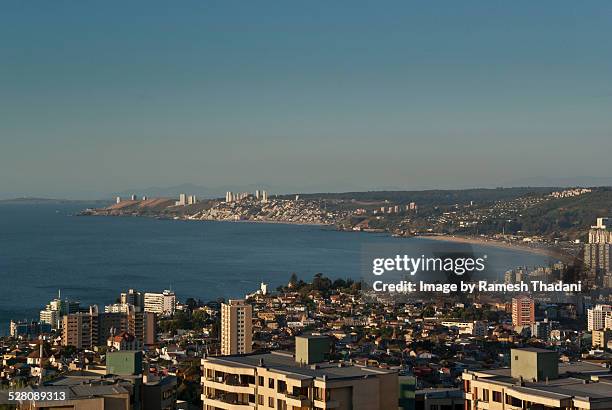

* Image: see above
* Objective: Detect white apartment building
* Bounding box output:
[587,304,612,331]
[440,320,487,337]
[144,290,176,316]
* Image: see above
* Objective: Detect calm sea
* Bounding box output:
[0,202,553,335]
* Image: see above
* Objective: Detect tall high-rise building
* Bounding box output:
[144,291,176,316]
[40,294,80,329]
[261,190,268,203]
[221,299,252,355]
[587,304,612,331]
[584,218,612,282]
[103,303,156,347]
[62,312,95,349]
[62,305,154,349]
[589,218,612,243]
[512,297,535,326]
[120,289,144,311]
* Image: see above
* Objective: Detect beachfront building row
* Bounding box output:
[202,335,398,410]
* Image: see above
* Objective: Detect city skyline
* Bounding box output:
[2,1,612,199]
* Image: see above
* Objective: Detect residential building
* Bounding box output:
[221,299,253,356]
[120,288,144,311]
[144,291,176,316]
[440,321,487,337]
[107,331,141,351]
[584,218,612,281]
[463,348,612,410]
[39,295,80,329]
[592,330,612,349]
[511,297,535,326]
[587,304,612,331]
[9,320,52,339]
[202,336,398,410]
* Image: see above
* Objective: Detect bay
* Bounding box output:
[0,202,553,335]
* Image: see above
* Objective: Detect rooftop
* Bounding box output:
[204,351,395,381]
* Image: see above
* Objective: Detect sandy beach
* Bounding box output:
[416,234,575,262]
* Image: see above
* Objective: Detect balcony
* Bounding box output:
[313,399,340,408]
[283,393,311,407]
[203,376,255,394]
[203,394,255,410]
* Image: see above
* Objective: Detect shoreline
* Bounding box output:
[415,234,573,261]
[83,212,575,261]
[188,217,332,227]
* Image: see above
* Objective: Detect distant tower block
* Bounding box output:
[130,194,137,201]
[116,196,121,204]
[255,190,260,200]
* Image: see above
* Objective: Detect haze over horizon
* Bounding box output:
[2,1,612,199]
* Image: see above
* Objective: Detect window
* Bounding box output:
[258,395,264,405]
[258,376,264,386]
[268,378,275,389]
[269,396,274,407]
[482,389,489,402]
[493,391,502,402]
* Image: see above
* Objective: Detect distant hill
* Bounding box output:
[290,187,559,206]
[517,188,612,238]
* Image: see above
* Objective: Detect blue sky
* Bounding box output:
[1,1,612,198]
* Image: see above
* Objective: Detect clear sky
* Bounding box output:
[1,1,612,198]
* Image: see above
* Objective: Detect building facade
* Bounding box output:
[202,336,398,410]
[221,299,253,356]
[511,297,535,326]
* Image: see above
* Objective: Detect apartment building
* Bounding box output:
[587,304,612,331]
[201,335,398,410]
[511,297,535,326]
[463,348,612,410]
[144,290,176,316]
[62,312,96,350]
[62,306,155,349]
[221,299,253,355]
[592,330,612,349]
[440,321,487,337]
[121,288,145,311]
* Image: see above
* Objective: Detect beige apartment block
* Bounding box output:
[221,300,253,356]
[202,337,398,410]
[463,348,612,410]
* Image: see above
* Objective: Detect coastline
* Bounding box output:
[82,210,577,262]
[415,234,572,261]
[189,217,332,227]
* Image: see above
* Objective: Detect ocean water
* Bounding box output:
[0,203,554,335]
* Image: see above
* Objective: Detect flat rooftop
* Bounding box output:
[469,362,612,400]
[205,351,395,381]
